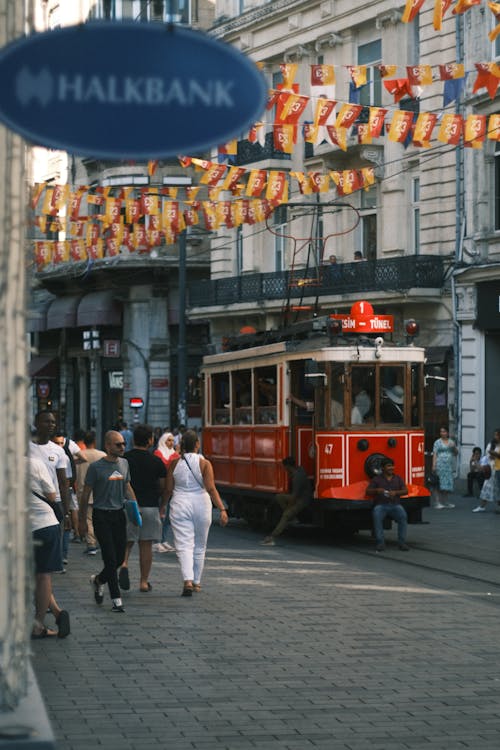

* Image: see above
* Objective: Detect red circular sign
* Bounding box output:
[36,380,51,399]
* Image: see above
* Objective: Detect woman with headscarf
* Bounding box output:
[153,432,179,552]
[166,429,228,596]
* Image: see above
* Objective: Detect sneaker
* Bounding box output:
[375,544,385,552]
[444,503,455,509]
[85,547,98,555]
[118,566,130,591]
[472,506,485,512]
[90,574,104,605]
[111,599,125,613]
[260,537,275,546]
[433,503,445,510]
[62,558,68,565]
[398,543,410,551]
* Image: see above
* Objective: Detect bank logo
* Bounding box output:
[15,66,54,107]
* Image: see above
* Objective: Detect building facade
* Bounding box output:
[182,0,500,475]
[29,0,215,440]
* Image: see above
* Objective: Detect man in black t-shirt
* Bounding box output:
[118,424,167,593]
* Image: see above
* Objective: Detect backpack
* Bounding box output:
[63,438,77,489]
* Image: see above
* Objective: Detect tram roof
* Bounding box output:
[202,337,426,371]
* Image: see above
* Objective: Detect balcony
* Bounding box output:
[188,255,445,308]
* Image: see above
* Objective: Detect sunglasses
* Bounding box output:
[114,442,126,447]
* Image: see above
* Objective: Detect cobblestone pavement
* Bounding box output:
[31,493,500,750]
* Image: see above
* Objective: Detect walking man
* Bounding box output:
[118,424,167,593]
[366,458,409,552]
[78,430,137,612]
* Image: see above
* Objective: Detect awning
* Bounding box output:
[46,295,82,330]
[425,346,452,365]
[28,356,57,378]
[77,290,122,327]
[26,295,55,333]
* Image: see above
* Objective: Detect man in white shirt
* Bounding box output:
[28,411,70,521]
[29,456,70,638]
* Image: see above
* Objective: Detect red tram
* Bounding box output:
[201,301,430,535]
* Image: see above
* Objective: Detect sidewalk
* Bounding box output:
[30,497,500,750]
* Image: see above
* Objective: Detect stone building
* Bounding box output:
[29,0,215,440]
[183,0,500,474]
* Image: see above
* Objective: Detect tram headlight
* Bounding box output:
[405,319,419,337]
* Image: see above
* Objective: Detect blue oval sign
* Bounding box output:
[0,22,267,159]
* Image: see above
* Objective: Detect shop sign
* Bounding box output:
[151,378,169,389]
[36,380,51,399]
[108,371,123,389]
[103,339,121,358]
[0,22,267,158]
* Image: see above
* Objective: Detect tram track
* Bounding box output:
[351,544,500,592]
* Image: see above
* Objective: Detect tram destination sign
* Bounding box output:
[0,21,267,158]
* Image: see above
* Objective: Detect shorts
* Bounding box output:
[33,524,63,574]
[126,506,161,542]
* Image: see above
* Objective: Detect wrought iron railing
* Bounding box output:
[188,255,445,308]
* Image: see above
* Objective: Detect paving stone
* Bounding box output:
[32,498,500,749]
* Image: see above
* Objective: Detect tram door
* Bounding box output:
[289,361,315,476]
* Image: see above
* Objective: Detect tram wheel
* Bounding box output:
[364,452,390,479]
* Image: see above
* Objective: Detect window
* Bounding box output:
[411,177,420,253]
[495,143,500,231]
[255,366,277,424]
[361,214,377,261]
[233,370,252,424]
[379,366,405,424]
[358,40,382,107]
[130,0,190,23]
[273,205,287,271]
[236,226,243,276]
[351,366,374,425]
[212,373,230,424]
[360,185,377,260]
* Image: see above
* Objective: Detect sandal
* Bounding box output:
[193,584,201,593]
[31,627,57,639]
[182,585,193,597]
[139,582,152,592]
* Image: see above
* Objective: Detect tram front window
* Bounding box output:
[351,366,374,424]
[380,366,405,423]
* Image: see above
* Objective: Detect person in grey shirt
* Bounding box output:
[79,430,137,612]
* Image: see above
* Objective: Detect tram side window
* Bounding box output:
[380,366,405,423]
[411,364,422,426]
[234,370,253,424]
[351,366,374,424]
[255,366,277,424]
[212,373,230,425]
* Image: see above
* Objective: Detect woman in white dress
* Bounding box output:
[166,430,228,596]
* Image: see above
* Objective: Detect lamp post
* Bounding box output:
[177,227,187,427]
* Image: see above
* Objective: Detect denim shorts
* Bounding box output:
[33,524,63,573]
